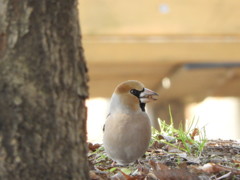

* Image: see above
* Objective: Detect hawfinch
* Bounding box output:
[103,80,158,165]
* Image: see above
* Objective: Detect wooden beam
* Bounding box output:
[88,62,178,97]
[83,37,240,63]
[79,0,240,35]
[156,67,240,103]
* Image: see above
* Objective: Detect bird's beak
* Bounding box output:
[139,88,159,103]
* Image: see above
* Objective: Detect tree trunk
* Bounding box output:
[0,0,89,179]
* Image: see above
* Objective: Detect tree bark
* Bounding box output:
[0,0,89,179]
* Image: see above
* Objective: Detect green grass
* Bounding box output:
[151,106,207,157]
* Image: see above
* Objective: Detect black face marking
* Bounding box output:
[130,88,144,98]
[130,88,146,112]
[139,103,146,112]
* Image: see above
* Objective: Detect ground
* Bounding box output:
[88,139,240,180]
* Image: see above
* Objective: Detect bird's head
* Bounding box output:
[110,80,159,112]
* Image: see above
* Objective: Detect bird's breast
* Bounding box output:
[103,111,152,164]
[103,112,151,145]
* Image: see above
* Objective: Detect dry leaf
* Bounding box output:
[167,145,183,153]
[232,159,240,167]
[200,163,240,175]
[137,164,149,176]
[216,172,232,180]
[88,143,101,152]
[190,128,199,140]
[184,155,200,164]
[153,169,199,180]
[149,160,199,180]
[151,141,165,149]
[120,171,139,180]
[89,170,106,180]
[111,172,126,180]
[149,160,158,171]
[160,134,176,142]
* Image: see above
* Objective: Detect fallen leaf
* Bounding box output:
[176,152,187,159]
[216,172,232,180]
[190,128,199,140]
[232,159,240,165]
[149,160,158,171]
[111,172,126,180]
[151,141,165,149]
[109,167,118,173]
[137,164,149,175]
[153,168,199,180]
[200,163,240,175]
[120,171,139,180]
[157,162,169,170]
[146,172,158,180]
[88,143,101,152]
[167,145,183,153]
[120,168,132,175]
[89,170,106,180]
[184,155,200,164]
[160,134,176,142]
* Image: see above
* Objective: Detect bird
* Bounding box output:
[103,80,158,165]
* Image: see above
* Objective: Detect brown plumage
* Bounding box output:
[103,80,158,165]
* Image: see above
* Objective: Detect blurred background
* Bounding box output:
[78,0,240,143]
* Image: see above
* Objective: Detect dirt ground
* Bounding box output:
[88,139,240,180]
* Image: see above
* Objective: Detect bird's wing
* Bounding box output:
[103,113,111,132]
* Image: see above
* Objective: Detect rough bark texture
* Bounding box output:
[0,0,89,179]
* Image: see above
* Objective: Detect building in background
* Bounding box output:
[79,0,240,142]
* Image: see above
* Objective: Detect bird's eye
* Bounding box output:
[130,89,136,94]
[130,89,140,97]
